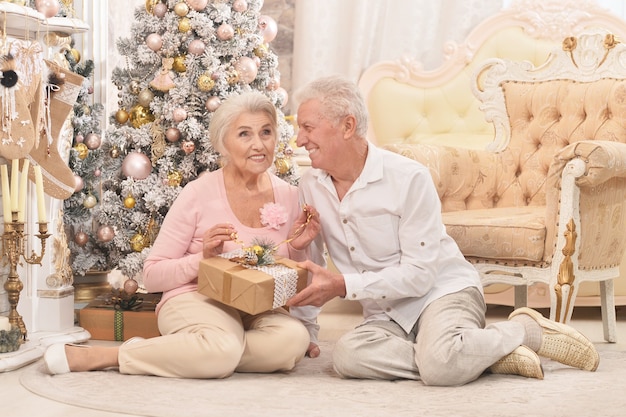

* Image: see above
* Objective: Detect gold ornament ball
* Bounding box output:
[129,104,155,128]
[174,2,189,16]
[254,43,269,58]
[137,89,154,107]
[227,70,239,85]
[130,233,147,252]
[167,171,183,187]
[74,143,89,159]
[115,108,129,124]
[173,55,187,73]
[252,245,264,256]
[83,194,97,209]
[197,74,215,91]
[178,17,192,33]
[69,48,81,63]
[124,195,136,209]
[145,0,159,13]
[274,157,292,175]
[129,80,141,94]
[110,146,120,158]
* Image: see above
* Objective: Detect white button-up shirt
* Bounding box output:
[299,144,482,333]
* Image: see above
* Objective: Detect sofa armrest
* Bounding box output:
[382,143,499,212]
[551,140,626,188]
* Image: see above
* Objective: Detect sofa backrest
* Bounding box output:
[358,0,626,150]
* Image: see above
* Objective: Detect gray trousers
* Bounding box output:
[332,287,525,386]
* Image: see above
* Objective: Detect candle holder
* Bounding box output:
[2,212,50,342]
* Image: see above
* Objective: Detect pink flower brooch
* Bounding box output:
[259,202,288,230]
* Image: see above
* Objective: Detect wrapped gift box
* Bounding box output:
[198,254,307,315]
[79,293,162,341]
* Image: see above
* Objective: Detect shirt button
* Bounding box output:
[350,247,355,251]
[351,293,357,298]
[385,307,391,312]
[342,219,348,224]
[382,295,386,299]
[420,242,425,246]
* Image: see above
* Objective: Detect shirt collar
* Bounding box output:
[312,141,383,189]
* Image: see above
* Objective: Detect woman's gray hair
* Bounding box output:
[293,75,369,138]
[209,91,278,163]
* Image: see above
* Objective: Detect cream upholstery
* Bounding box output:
[357,0,626,314]
[383,30,626,342]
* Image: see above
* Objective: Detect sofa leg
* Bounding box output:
[600,280,617,343]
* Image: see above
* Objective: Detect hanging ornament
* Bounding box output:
[124,194,136,209]
[97,225,115,243]
[153,2,167,17]
[227,69,239,85]
[115,108,129,124]
[188,39,205,55]
[74,143,89,159]
[85,133,102,150]
[274,156,292,175]
[276,87,289,107]
[205,96,221,112]
[233,0,248,12]
[166,127,181,142]
[83,193,97,209]
[217,23,234,41]
[74,231,89,247]
[110,146,120,158]
[123,278,140,295]
[254,43,269,58]
[187,0,208,11]
[122,152,152,179]
[130,232,147,252]
[178,17,192,33]
[172,55,187,73]
[150,123,166,163]
[75,133,84,143]
[146,33,163,52]
[167,171,183,187]
[69,48,81,63]
[197,74,215,91]
[74,175,84,192]
[35,0,60,18]
[235,57,258,84]
[172,108,188,122]
[150,58,176,92]
[129,104,155,128]
[182,141,196,154]
[138,89,154,107]
[174,2,189,16]
[129,80,141,95]
[145,0,159,13]
[258,15,278,43]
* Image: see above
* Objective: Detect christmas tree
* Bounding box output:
[80,0,295,285]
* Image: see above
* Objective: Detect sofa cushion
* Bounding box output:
[443,206,546,262]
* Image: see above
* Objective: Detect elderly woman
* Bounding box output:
[44,91,322,378]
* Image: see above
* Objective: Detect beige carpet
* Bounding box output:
[19,342,626,417]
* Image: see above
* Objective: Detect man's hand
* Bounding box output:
[286,260,346,307]
[288,204,321,250]
[307,342,320,358]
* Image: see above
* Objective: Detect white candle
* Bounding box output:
[1,165,11,221]
[0,316,10,332]
[34,165,47,223]
[10,159,19,214]
[17,159,30,222]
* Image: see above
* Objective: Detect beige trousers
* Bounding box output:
[118,291,309,378]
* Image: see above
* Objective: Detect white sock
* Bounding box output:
[510,314,542,352]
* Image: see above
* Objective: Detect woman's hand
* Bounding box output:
[288,204,321,251]
[202,223,237,258]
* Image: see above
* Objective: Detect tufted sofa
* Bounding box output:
[358,0,626,310]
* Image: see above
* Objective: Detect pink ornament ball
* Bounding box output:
[122,152,152,180]
[35,0,60,18]
[94,169,101,177]
[216,23,234,41]
[187,0,208,11]
[75,133,84,143]
[123,278,139,295]
[74,231,89,247]
[96,225,115,243]
[276,87,288,107]
[258,15,278,43]
[166,127,181,142]
[205,96,221,112]
[172,108,188,122]
[233,0,248,12]
[153,3,167,18]
[84,133,101,150]
[188,39,205,55]
[146,33,163,52]
[235,57,258,84]
[74,175,84,192]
